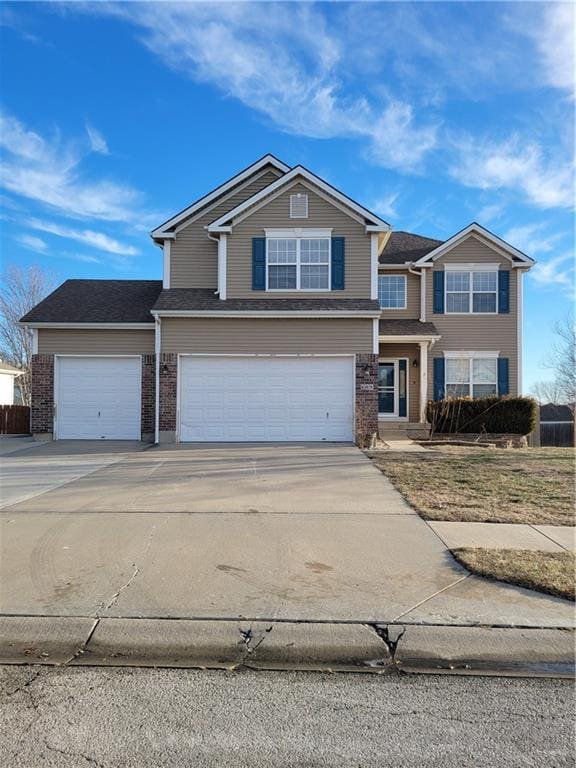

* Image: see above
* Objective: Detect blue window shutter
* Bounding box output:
[433,271,444,313]
[498,270,510,314]
[331,237,345,290]
[433,357,445,400]
[498,358,509,396]
[252,238,266,291]
[398,359,407,417]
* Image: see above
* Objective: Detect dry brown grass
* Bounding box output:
[371,446,575,526]
[452,547,575,601]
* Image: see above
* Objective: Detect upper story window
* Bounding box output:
[445,269,498,314]
[378,274,406,309]
[290,193,308,218]
[445,356,498,398]
[267,237,330,290]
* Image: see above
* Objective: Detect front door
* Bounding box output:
[378,359,408,418]
[378,361,397,415]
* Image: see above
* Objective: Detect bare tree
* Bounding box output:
[530,379,567,404]
[534,313,576,409]
[0,265,56,405]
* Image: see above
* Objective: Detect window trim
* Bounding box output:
[444,267,499,315]
[378,274,407,310]
[444,352,499,399]
[265,236,332,292]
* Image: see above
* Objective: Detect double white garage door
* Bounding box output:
[179,356,354,442]
[55,355,354,442]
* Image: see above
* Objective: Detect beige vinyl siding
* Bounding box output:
[161,317,373,354]
[379,270,420,319]
[226,182,371,298]
[38,329,155,354]
[427,235,518,397]
[434,234,513,265]
[170,168,282,288]
[379,344,420,422]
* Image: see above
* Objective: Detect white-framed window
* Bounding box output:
[266,237,330,291]
[445,269,498,313]
[378,274,407,309]
[290,193,308,218]
[445,355,498,398]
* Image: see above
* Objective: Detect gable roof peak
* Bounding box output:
[151,153,291,239]
[208,164,390,233]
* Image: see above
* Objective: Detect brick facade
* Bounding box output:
[159,353,177,432]
[355,354,378,448]
[141,354,156,439]
[31,354,54,435]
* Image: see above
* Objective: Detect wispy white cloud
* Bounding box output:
[27,218,139,256]
[450,135,574,210]
[369,192,400,221]
[502,224,564,259]
[515,3,575,95]
[476,202,505,225]
[86,124,109,155]
[529,253,575,295]
[81,2,437,173]
[16,233,48,253]
[0,112,146,222]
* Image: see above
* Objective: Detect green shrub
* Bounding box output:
[427,396,537,435]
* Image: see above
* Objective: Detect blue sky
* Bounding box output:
[0,1,574,390]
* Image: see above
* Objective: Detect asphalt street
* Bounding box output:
[1,665,573,767]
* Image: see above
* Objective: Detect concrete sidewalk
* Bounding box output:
[429,522,576,553]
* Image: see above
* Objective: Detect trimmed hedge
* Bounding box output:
[427,396,537,436]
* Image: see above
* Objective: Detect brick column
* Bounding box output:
[141,354,156,441]
[355,354,378,448]
[159,353,177,434]
[31,354,54,436]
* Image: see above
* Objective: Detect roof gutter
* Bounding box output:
[151,310,381,319]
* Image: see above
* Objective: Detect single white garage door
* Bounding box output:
[56,356,141,440]
[179,356,354,442]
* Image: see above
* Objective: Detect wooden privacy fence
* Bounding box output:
[0,405,30,435]
[540,422,574,448]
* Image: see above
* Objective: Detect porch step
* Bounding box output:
[379,423,431,441]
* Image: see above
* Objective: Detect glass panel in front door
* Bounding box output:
[378,363,395,414]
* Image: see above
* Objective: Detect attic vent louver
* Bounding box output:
[290,193,308,218]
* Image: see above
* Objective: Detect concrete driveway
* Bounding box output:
[0,442,572,627]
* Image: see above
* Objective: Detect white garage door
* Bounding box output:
[179,356,354,442]
[56,357,141,440]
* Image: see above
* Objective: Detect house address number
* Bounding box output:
[360,383,374,391]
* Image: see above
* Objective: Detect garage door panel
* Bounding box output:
[57,357,141,440]
[179,356,353,442]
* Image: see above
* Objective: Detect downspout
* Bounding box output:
[207,233,220,295]
[154,315,161,445]
[408,266,425,322]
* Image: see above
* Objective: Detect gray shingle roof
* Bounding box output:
[20,280,162,324]
[380,231,443,264]
[153,289,380,313]
[379,319,440,336]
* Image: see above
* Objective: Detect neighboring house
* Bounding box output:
[20,154,535,444]
[539,403,575,447]
[0,361,23,405]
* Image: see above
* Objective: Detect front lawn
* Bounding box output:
[371,446,575,526]
[452,548,575,601]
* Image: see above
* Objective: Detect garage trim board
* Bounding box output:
[177,354,356,443]
[54,355,142,440]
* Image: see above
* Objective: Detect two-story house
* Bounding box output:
[21,154,534,445]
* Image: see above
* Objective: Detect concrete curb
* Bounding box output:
[0,617,573,677]
[388,625,576,679]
